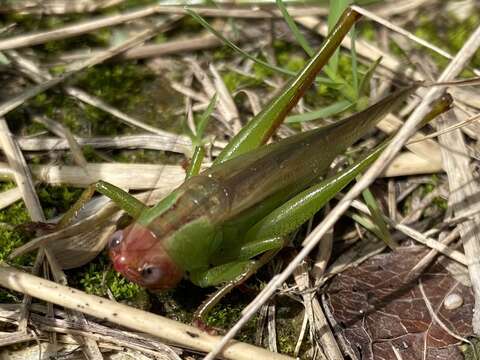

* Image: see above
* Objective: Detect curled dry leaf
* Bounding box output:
[325,246,474,360]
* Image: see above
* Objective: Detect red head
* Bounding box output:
[108,224,184,290]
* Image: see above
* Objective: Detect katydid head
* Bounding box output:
[108,223,184,290]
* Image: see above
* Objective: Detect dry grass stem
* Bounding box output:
[409,112,480,144]
[378,113,442,167]
[60,33,222,62]
[0,0,125,15]
[31,163,185,190]
[409,227,462,276]
[153,5,329,19]
[0,186,22,211]
[17,134,192,155]
[210,63,242,133]
[0,265,294,360]
[0,5,162,50]
[293,262,342,360]
[31,115,88,170]
[296,16,423,81]
[438,107,480,334]
[189,60,236,135]
[370,0,434,17]
[43,251,104,359]
[383,151,442,177]
[0,119,44,221]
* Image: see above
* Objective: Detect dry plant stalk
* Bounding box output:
[438,108,480,334]
[0,119,44,221]
[0,264,293,360]
[31,163,186,190]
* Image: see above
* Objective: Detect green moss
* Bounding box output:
[0,184,35,268]
[37,185,83,219]
[0,227,33,266]
[0,200,29,226]
[206,302,245,328]
[206,300,257,344]
[72,254,148,307]
[75,63,154,108]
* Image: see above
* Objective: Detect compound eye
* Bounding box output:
[108,230,123,249]
[140,265,163,285]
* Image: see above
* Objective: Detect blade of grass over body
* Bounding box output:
[214,8,362,164]
[186,94,217,179]
[327,0,352,74]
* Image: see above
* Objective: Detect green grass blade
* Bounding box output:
[327,0,352,73]
[186,146,205,179]
[286,99,352,123]
[276,0,314,57]
[186,94,217,179]
[350,23,359,98]
[196,94,217,141]
[349,211,385,240]
[359,57,382,97]
[361,186,398,249]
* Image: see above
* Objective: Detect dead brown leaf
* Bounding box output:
[325,246,474,360]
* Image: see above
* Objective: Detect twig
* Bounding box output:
[0,264,294,360]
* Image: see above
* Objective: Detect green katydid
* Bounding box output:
[63,8,450,315]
